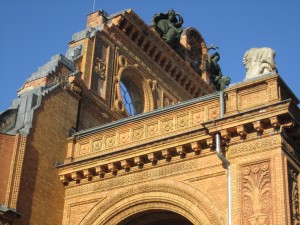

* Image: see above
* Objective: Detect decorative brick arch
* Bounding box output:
[79,180,226,225]
[114,65,155,115]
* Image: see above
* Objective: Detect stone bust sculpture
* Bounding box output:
[243,47,277,80]
[151,10,184,48]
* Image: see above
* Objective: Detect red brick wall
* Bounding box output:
[15,88,79,225]
[0,133,16,204]
[77,97,111,130]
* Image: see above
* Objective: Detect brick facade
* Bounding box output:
[1,9,300,225]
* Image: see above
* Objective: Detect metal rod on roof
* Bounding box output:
[93,0,96,12]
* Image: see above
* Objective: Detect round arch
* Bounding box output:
[115,65,154,115]
[79,180,226,225]
[117,209,193,225]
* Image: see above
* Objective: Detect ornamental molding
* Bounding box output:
[79,179,226,225]
[228,135,280,159]
[64,152,219,197]
[70,101,218,160]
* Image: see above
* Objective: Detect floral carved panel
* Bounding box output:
[241,161,273,224]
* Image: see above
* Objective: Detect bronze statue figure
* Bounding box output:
[209,52,230,91]
[151,10,184,48]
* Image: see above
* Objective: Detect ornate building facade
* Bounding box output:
[1,9,300,225]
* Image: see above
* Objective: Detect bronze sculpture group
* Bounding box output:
[152,10,230,92]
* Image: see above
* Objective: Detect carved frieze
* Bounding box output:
[133,127,144,140]
[192,110,205,125]
[119,131,130,144]
[147,123,159,136]
[161,118,174,132]
[105,135,116,148]
[71,97,220,159]
[228,135,280,158]
[288,166,300,225]
[176,114,189,128]
[78,142,91,156]
[92,139,103,152]
[208,106,220,120]
[241,161,273,224]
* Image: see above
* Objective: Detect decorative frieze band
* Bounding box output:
[70,103,219,160]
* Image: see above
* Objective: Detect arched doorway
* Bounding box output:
[79,180,226,225]
[117,210,193,225]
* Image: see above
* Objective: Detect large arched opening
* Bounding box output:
[117,209,193,225]
[79,180,226,225]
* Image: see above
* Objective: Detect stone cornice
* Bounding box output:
[202,99,294,132]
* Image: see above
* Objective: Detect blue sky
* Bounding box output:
[0,1,299,112]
